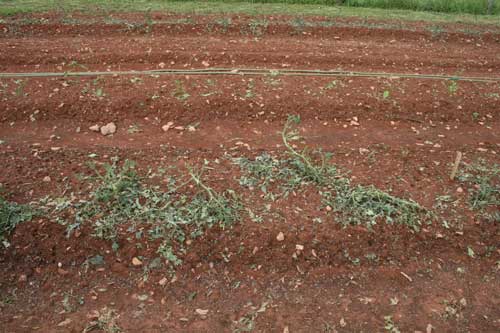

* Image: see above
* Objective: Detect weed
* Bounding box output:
[61,290,84,313]
[68,60,88,70]
[83,307,122,333]
[82,78,105,98]
[121,8,153,33]
[208,17,232,33]
[130,77,143,85]
[467,246,475,258]
[290,17,307,35]
[247,19,268,36]
[448,80,458,95]
[264,74,281,87]
[324,80,338,90]
[0,289,17,307]
[237,115,429,229]
[283,116,428,229]
[46,159,241,264]
[243,79,255,99]
[0,195,34,247]
[472,112,480,121]
[172,79,190,101]
[457,160,499,218]
[281,115,336,185]
[383,89,390,99]
[323,182,428,229]
[127,124,141,134]
[217,17,232,32]
[428,25,445,38]
[384,315,401,333]
[144,8,153,33]
[13,79,26,97]
[234,301,269,332]
[442,298,467,320]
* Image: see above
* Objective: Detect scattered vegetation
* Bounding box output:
[458,160,499,221]
[246,19,269,36]
[383,315,401,333]
[234,301,270,332]
[0,194,34,247]
[237,115,430,230]
[172,79,190,101]
[45,158,241,265]
[83,307,122,333]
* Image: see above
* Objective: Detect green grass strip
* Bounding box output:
[0,1,499,25]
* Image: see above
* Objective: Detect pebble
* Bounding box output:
[42,176,51,182]
[100,122,116,136]
[158,277,168,286]
[276,232,285,242]
[57,319,72,327]
[359,148,370,154]
[162,121,174,132]
[89,124,100,132]
[195,309,209,316]
[132,257,143,266]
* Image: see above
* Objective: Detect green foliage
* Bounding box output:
[237,115,429,229]
[172,79,190,101]
[458,160,499,216]
[448,80,458,95]
[247,19,269,36]
[235,152,336,200]
[384,315,401,333]
[322,181,428,230]
[1,1,499,26]
[172,0,499,15]
[48,159,241,264]
[0,195,34,246]
[344,0,498,15]
[281,115,337,185]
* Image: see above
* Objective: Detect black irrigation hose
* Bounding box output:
[1,68,499,82]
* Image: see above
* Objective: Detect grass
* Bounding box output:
[0,1,499,25]
[0,194,34,247]
[344,0,498,15]
[45,158,241,265]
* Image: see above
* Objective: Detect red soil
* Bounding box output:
[0,12,499,333]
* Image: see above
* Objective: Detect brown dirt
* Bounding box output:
[0,12,499,333]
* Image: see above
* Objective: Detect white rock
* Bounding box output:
[100,122,116,136]
[195,309,209,316]
[276,232,285,242]
[162,121,174,132]
[89,124,100,132]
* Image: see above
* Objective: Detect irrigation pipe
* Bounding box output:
[0,68,499,83]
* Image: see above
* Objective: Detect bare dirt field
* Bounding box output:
[0,12,499,333]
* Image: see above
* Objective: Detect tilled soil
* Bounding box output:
[0,12,499,333]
